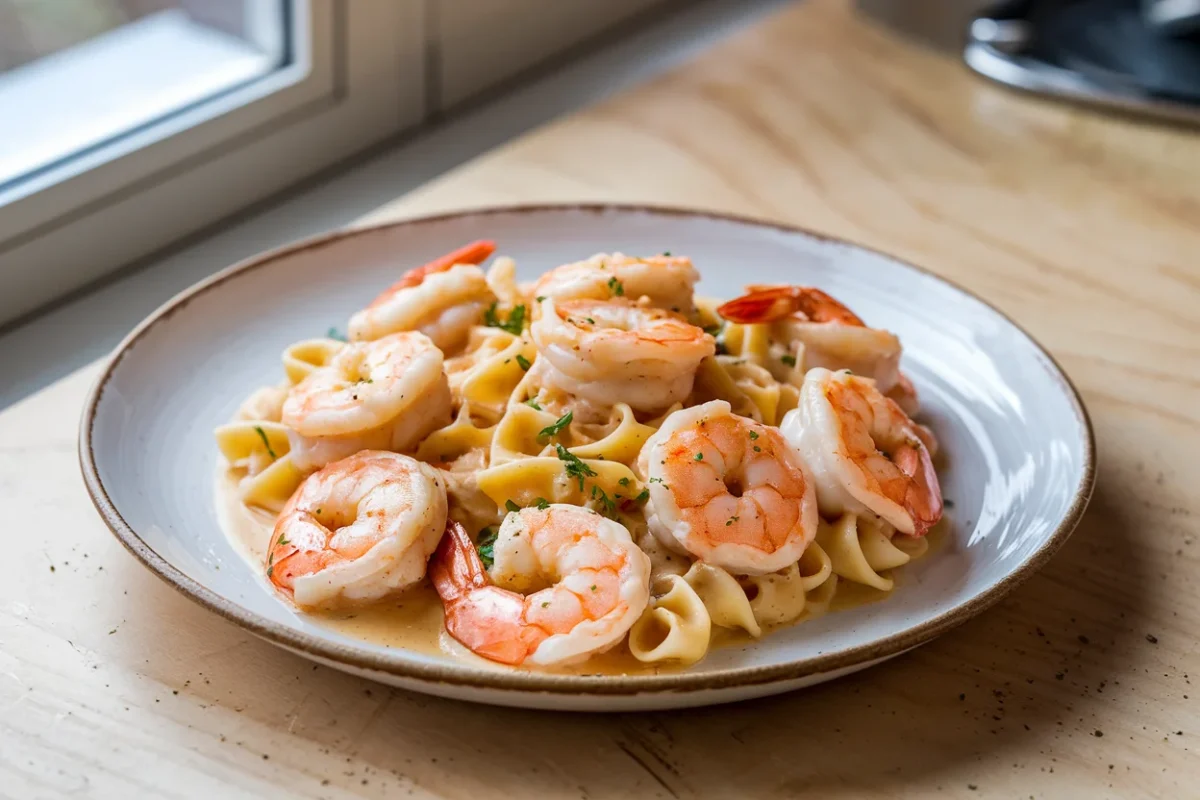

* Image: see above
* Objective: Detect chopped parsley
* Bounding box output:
[555,444,596,490]
[535,497,551,510]
[749,430,759,440]
[524,397,542,410]
[753,445,761,453]
[607,277,624,297]
[538,410,573,442]
[276,533,290,547]
[634,488,650,504]
[591,484,618,518]
[585,317,595,325]
[541,601,550,608]
[326,327,347,342]
[590,585,598,592]
[476,527,498,568]
[536,295,547,302]
[515,354,532,371]
[618,477,631,487]
[661,251,672,256]
[253,426,278,460]
[504,499,521,513]
[484,302,527,335]
[725,515,740,527]
[694,452,704,461]
[648,477,664,484]
[781,354,797,367]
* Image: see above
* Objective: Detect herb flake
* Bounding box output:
[538,411,573,442]
[555,444,596,490]
[254,426,278,460]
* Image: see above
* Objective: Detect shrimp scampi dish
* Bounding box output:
[215,243,947,672]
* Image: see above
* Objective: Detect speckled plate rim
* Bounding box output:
[79,203,1096,698]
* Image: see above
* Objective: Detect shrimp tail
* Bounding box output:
[430,519,490,602]
[372,240,497,302]
[430,520,532,664]
[717,286,865,326]
[717,287,804,323]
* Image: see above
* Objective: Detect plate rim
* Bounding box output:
[79,203,1097,698]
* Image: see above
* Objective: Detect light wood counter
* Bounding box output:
[3,1,1197,796]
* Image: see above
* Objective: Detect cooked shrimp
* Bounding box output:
[781,368,941,536]
[348,240,496,352]
[638,400,818,575]
[719,285,907,400]
[282,332,451,470]
[531,252,700,315]
[430,506,651,666]
[530,297,714,413]
[267,451,448,608]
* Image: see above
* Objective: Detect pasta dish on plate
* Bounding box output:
[214,241,944,671]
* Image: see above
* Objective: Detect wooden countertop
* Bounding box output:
[3,1,1197,796]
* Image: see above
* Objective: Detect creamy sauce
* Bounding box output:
[215,465,942,675]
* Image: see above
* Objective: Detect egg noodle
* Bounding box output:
[215,242,943,670]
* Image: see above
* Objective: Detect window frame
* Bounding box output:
[0,0,424,325]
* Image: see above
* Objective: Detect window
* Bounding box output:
[0,0,423,325]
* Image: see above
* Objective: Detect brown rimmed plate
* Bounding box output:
[80,205,1094,710]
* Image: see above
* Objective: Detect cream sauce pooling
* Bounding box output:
[215,465,935,674]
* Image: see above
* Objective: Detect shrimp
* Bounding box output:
[348,240,496,352]
[637,400,818,575]
[718,285,907,402]
[530,297,714,413]
[531,252,700,315]
[430,506,651,666]
[780,368,941,537]
[267,451,448,608]
[282,331,451,471]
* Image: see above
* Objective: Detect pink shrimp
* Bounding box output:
[430,507,650,666]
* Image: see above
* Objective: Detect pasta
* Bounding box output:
[215,246,946,671]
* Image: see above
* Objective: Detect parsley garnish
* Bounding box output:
[648,477,664,484]
[753,445,761,453]
[618,477,630,487]
[555,444,596,490]
[476,527,497,568]
[524,397,542,410]
[536,295,547,302]
[326,327,347,342]
[608,277,624,297]
[634,489,650,504]
[253,426,277,460]
[781,354,797,367]
[538,411,573,442]
[504,499,521,513]
[590,585,598,592]
[276,533,289,547]
[694,452,704,461]
[591,484,618,518]
[749,430,759,440]
[535,497,551,510]
[661,251,672,256]
[516,354,532,371]
[725,515,740,527]
[484,302,527,335]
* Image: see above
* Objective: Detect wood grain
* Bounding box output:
[3,0,1197,797]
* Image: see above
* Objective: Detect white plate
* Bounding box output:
[80,205,1095,711]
